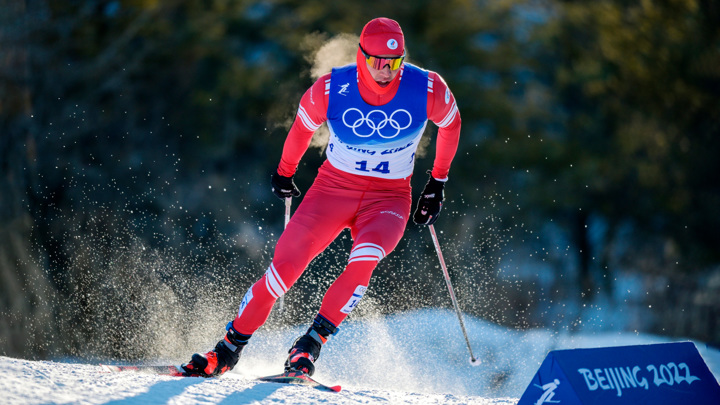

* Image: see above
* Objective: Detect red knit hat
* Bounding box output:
[359,17,404,57]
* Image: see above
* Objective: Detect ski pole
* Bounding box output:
[428,224,481,366]
[278,197,292,312]
[284,196,291,228]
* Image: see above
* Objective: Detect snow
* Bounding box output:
[2,309,719,404]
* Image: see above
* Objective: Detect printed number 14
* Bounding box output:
[356,160,390,174]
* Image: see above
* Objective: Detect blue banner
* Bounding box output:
[518,341,720,405]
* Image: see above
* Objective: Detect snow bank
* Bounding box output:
[2,309,717,404]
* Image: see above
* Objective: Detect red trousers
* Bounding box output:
[232,161,412,334]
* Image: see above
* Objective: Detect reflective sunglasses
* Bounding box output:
[359,44,405,71]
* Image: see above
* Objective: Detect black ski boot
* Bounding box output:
[182,322,251,377]
[284,314,338,376]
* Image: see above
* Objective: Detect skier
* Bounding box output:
[182,17,461,377]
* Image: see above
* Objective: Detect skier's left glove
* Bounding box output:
[413,176,445,225]
[271,171,301,200]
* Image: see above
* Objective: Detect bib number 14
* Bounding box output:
[355,160,390,174]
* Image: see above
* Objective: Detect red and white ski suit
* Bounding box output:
[232,61,461,334]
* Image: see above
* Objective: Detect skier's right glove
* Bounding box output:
[271,171,301,200]
[413,176,445,225]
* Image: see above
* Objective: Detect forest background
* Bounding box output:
[2,0,719,361]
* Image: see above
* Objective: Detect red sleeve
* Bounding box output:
[426,71,461,181]
[277,74,331,177]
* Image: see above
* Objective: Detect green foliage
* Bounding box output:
[537,0,720,263]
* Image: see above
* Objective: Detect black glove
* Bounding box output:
[413,176,445,225]
[271,171,301,200]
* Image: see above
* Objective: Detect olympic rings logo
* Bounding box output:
[341,108,412,138]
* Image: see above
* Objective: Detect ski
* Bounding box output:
[257,370,342,393]
[102,364,341,392]
[101,364,191,377]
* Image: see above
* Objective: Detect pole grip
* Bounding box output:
[284,197,291,228]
